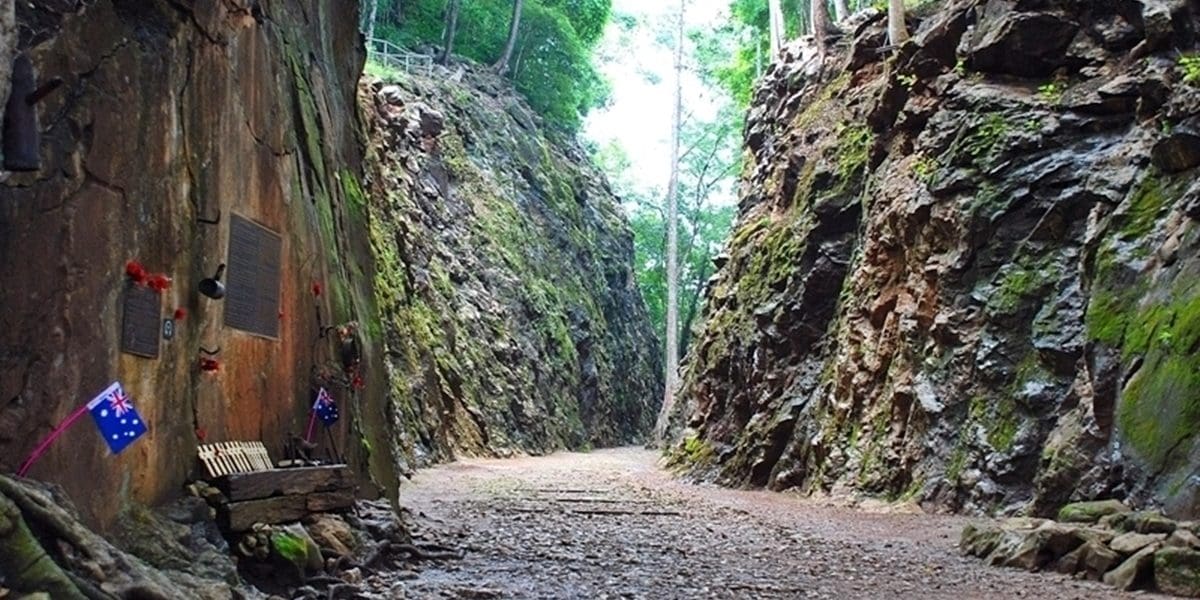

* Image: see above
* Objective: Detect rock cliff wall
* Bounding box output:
[668,0,1200,518]
[361,67,661,474]
[0,0,386,528]
[0,1,660,528]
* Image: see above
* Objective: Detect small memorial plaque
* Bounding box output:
[162,318,175,340]
[121,284,161,358]
[224,214,282,338]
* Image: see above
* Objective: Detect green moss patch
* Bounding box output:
[1119,174,1168,241]
[1120,353,1200,468]
[834,123,874,187]
[1057,499,1130,523]
[271,532,309,563]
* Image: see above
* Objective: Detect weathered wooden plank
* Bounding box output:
[219,491,355,531]
[216,465,354,501]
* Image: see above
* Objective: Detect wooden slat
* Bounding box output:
[215,465,354,502]
[218,443,237,474]
[248,442,272,471]
[215,443,235,475]
[219,491,355,531]
[198,445,217,478]
[199,440,277,480]
[235,442,253,472]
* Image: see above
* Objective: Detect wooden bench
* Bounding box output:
[198,441,356,531]
[198,441,274,477]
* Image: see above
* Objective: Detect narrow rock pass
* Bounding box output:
[397,448,1149,599]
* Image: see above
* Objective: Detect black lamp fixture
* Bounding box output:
[198,264,226,299]
[3,54,62,172]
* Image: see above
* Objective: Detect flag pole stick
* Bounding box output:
[16,403,92,477]
[304,409,318,443]
[324,424,343,464]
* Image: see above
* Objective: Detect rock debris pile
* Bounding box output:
[963,499,1200,596]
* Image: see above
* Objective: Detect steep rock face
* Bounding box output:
[0,0,390,527]
[670,0,1200,518]
[361,67,661,471]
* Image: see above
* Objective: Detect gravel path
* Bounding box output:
[395,447,1156,599]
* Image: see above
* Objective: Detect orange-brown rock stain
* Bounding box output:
[0,0,378,529]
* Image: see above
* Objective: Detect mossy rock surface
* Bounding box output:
[1128,511,1178,534]
[1154,547,1200,597]
[960,523,1005,557]
[270,524,324,573]
[1057,499,1131,523]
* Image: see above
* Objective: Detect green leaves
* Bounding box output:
[596,104,739,357]
[380,0,611,132]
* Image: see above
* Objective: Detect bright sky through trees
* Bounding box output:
[583,0,733,202]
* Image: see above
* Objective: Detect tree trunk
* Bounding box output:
[888,0,908,46]
[0,0,14,149]
[811,0,838,56]
[654,0,685,445]
[494,0,524,74]
[767,0,785,58]
[439,0,461,65]
[832,0,848,21]
[366,0,380,43]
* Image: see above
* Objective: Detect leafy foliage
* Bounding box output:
[1179,54,1200,86]
[371,0,612,131]
[1037,81,1065,105]
[694,0,887,106]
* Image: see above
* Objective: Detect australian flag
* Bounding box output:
[88,382,148,454]
[313,387,339,426]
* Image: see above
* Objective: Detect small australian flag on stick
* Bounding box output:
[314,387,339,426]
[88,382,148,454]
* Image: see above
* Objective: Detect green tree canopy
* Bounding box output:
[696,0,891,106]
[374,0,612,131]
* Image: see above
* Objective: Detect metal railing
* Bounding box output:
[367,37,434,75]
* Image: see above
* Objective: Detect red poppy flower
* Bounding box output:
[147,274,172,292]
[195,427,207,441]
[174,308,187,320]
[199,358,220,372]
[311,281,322,297]
[125,260,147,284]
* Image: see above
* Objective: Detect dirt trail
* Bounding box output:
[396,447,1152,599]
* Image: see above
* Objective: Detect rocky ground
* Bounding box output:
[394,448,1155,599]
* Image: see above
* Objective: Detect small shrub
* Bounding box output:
[1038,81,1065,105]
[1179,54,1200,85]
[913,155,938,184]
[364,60,405,82]
[964,113,1010,161]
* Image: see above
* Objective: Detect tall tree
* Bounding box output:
[365,0,381,43]
[832,0,848,21]
[494,0,524,74]
[439,0,461,65]
[655,0,686,442]
[767,0,784,58]
[0,0,12,131]
[810,0,838,56]
[887,0,908,46]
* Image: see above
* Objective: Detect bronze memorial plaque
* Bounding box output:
[224,214,282,338]
[121,284,161,358]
